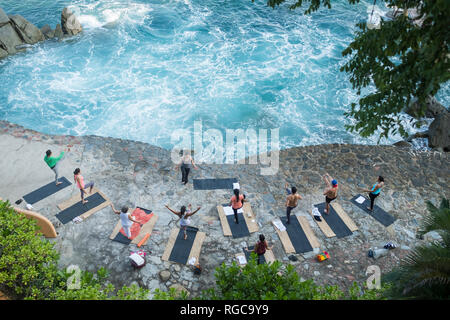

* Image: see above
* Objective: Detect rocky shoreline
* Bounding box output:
[0,120,448,297]
[0,7,82,59]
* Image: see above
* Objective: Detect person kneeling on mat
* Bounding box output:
[165,204,201,240]
[322,173,338,214]
[246,234,273,265]
[110,204,143,239]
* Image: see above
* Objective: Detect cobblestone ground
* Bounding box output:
[1,120,449,297]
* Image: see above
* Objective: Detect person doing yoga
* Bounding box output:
[360,176,384,211]
[246,234,273,265]
[175,150,198,185]
[73,168,94,204]
[323,173,338,214]
[110,204,143,239]
[44,148,69,185]
[230,188,245,224]
[285,182,302,224]
[165,204,201,240]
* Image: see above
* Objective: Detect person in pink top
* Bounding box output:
[73,168,94,204]
[230,188,245,224]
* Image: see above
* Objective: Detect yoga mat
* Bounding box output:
[193,178,238,190]
[56,192,107,224]
[23,177,71,204]
[111,207,154,245]
[243,246,266,264]
[351,194,396,227]
[226,212,250,238]
[168,226,199,264]
[280,216,313,253]
[314,202,353,238]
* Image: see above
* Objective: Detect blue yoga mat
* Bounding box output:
[193,178,238,190]
[56,192,107,224]
[314,202,353,238]
[351,194,396,227]
[168,226,199,264]
[221,204,250,238]
[23,177,71,204]
[280,216,314,253]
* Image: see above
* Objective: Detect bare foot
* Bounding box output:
[56,181,62,186]
[82,200,88,204]
[184,234,187,240]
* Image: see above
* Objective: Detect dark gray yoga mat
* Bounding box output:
[112,207,153,245]
[168,226,199,264]
[56,192,107,224]
[243,246,266,264]
[193,178,238,190]
[280,216,314,253]
[351,194,396,227]
[314,202,353,238]
[23,177,71,204]
[223,206,250,238]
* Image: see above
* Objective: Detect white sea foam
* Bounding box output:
[0,0,448,152]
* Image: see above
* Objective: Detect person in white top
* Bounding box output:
[165,204,201,240]
[175,150,198,185]
[110,204,142,239]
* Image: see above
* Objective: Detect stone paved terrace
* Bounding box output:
[0,120,449,297]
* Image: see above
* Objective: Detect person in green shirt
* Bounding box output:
[44,148,68,185]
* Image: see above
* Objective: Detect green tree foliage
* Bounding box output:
[0,200,149,300]
[199,252,386,300]
[257,0,450,141]
[0,200,61,299]
[384,198,450,299]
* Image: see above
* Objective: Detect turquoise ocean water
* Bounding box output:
[0,0,448,151]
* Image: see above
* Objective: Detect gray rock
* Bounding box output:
[0,23,23,54]
[428,112,450,152]
[0,8,9,27]
[54,24,63,40]
[40,24,55,39]
[406,96,447,119]
[61,7,82,36]
[169,283,189,297]
[159,270,171,282]
[9,15,44,44]
[393,140,412,148]
[262,193,276,204]
[0,47,7,58]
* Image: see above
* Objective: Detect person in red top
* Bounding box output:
[230,188,245,224]
[246,234,273,265]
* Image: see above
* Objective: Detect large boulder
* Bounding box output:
[40,24,54,39]
[54,23,63,40]
[9,15,44,44]
[406,96,448,119]
[0,8,10,27]
[0,23,23,54]
[61,7,82,36]
[0,47,7,58]
[428,111,450,151]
